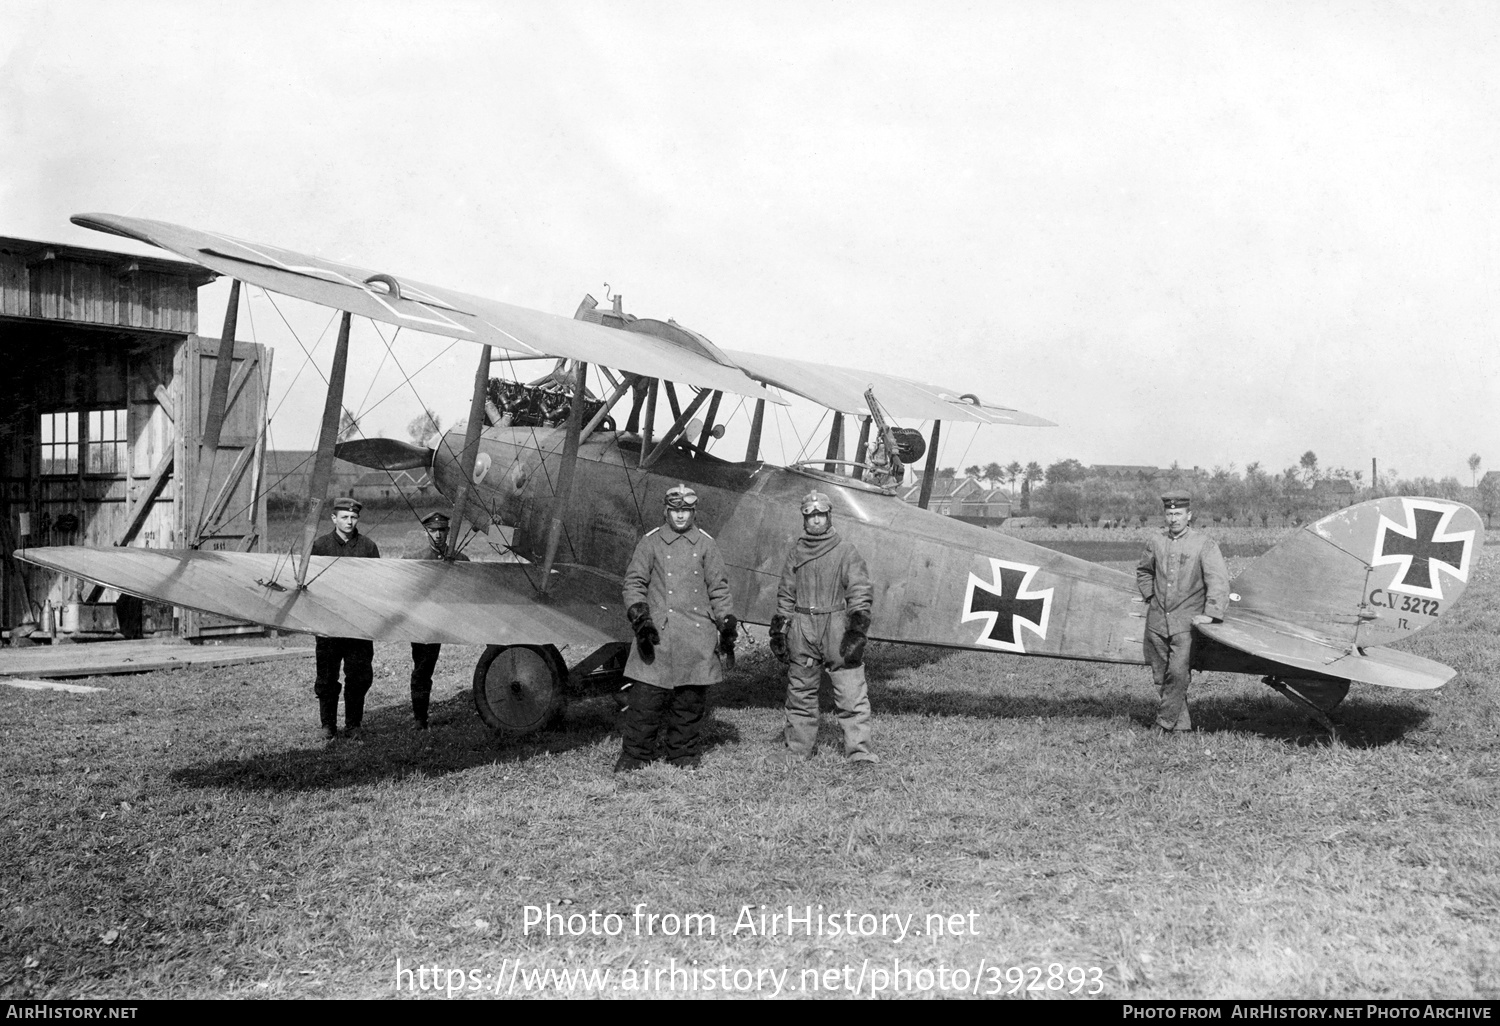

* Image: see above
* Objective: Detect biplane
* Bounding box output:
[16,213,1484,738]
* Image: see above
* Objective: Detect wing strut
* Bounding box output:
[745,398,765,462]
[917,420,942,509]
[638,380,659,468]
[823,413,845,473]
[694,391,723,453]
[295,311,353,586]
[450,344,493,534]
[642,386,711,469]
[580,374,634,444]
[539,361,588,593]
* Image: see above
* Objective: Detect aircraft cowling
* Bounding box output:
[430,428,540,540]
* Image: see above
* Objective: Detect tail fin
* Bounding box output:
[1229,497,1481,649]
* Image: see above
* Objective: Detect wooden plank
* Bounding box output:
[4,678,107,694]
[0,640,313,680]
[153,384,175,424]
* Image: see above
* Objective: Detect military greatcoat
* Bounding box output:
[622,524,734,688]
[1135,527,1229,635]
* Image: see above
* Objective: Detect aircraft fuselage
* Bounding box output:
[433,426,1159,666]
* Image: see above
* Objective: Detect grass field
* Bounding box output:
[1,550,1497,1000]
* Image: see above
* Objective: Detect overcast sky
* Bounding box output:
[3,1,1496,483]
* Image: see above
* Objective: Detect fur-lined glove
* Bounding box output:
[840,609,870,668]
[625,602,660,663]
[716,614,738,670]
[769,613,790,664]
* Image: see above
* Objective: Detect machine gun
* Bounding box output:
[862,387,929,487]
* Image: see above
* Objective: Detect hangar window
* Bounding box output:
[85,408,128,475]
[39,412,79,476]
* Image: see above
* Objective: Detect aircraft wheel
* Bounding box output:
[473,644,567,736]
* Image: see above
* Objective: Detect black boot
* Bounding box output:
[344,693,365,738]
[412,690,430,730]
[319,695,339,740]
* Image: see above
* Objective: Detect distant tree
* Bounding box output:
[1047,483,1083,525]
[983,462,1004,488]
[937,467,957,480]
[337,409,361,443]
[1023,462,1044,489]
[407,409,443,447]
[1299,450,1319,484]
[1469,453,1482,488]
[1005,461,1023,496]
[1479,473,1500,528]
[1044,458,1087,485]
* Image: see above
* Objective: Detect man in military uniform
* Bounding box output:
[769,491,877,764]
[404,511,468,730]
[617,484,736,771]
[310,496,381,739]
[1136,489,1230,732]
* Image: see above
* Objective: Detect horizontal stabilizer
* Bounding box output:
[1199,611,1454,691]
[15,546,626,648]
[334,438,433,471]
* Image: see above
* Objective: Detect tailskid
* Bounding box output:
[1262,676,1351,740]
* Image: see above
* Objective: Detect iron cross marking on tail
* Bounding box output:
[1373,501,1473,598]
[962,559,1053,653]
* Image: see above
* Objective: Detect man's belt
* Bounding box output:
[795,604,846,614]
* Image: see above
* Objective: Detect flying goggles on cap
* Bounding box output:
[800,491,832,515]
[664,484,699,510]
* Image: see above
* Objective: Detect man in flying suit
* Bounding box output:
[769,490,877,764]
[617,483,737,771]
[1136,489,1230,732]
[403,511,468,730]
[310,496,380,739]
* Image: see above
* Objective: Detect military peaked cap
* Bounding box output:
[420,512,451,528]
[1160,489,1192,509]
[332,497,363,513]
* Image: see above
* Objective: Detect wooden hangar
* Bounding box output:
[0,235,270,641]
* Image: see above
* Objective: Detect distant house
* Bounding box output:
[351,468,434,501]
[1312,478,1357,508]
[262,449,362,501]
[1090,464,1161,481]
[899,476,1008,520]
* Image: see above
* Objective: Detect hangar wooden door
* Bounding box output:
[175,335,272,638]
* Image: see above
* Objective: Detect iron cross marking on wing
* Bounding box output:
[962,559,1052,653]
[1373,501,1472,598]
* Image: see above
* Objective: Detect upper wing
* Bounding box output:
[71,213,781,404]
[723,349,1054,426]
[16,546,627,648]
[1198,610,1455,691]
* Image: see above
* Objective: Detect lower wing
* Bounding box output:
[15,546,626,647]
[1198,610,1454,691]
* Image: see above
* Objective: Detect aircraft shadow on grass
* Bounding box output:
[174,639,1433,791]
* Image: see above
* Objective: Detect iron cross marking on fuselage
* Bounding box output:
[1379,508,1467,593]
[962,559,1052,653]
